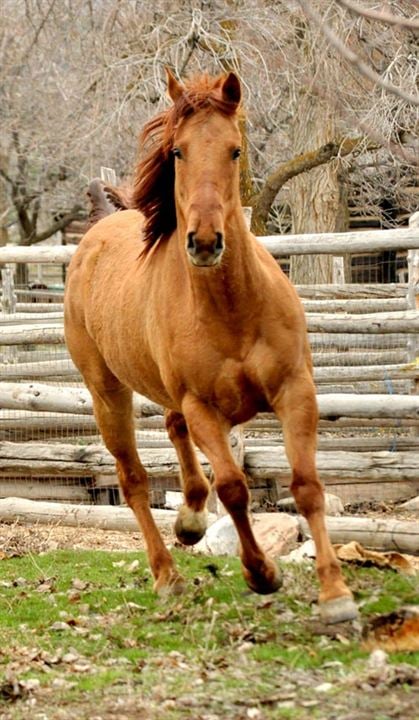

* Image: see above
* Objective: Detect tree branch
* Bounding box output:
[33,206,85,245]
[336,0,419,32]
[251,137,378,234]
[297,0,419,107]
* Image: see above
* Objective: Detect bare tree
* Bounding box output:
[0,0,417,287]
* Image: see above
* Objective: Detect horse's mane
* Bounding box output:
[132,74,239,249]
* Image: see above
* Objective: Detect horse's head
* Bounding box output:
[167,70,242,268]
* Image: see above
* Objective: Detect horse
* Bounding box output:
[64,69,357,624]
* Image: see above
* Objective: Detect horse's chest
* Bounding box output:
[211,359,269,423]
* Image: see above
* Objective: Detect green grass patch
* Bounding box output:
[0,549,417,719]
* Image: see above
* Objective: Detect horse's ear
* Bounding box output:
[165,67,184,103]
[220,72,241,107]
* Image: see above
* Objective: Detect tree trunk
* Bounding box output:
[289,95,348,284]
[0,153,10,248]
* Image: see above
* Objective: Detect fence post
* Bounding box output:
[1,266,18,363]
[1,266,17,314]
[407,211,419,433]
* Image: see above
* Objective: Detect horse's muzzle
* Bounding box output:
[186,231,224,267]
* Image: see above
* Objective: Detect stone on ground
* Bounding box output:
[277,492,344,516]
[400,496,419,512]
[194,513,299,557]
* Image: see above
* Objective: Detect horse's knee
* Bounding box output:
[216,474,249,512]
[165,410,188,441]
[290,468,324,516]
[116,460,149,506]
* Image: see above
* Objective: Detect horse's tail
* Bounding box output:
[86,179,116,228]
[86,178,133,229]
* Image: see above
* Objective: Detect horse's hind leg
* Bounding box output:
[165,410,210,545]
[274,371,358,623]
[66,332,184,595]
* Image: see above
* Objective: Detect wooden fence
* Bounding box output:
[1,215,419,507]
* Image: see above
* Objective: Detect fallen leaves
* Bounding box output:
[362,606,419,652]
[335,541,419,575]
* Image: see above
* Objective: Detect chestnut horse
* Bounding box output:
[64,70,357,623]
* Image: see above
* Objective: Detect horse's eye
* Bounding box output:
[232,148,241,160]
[172,147,183,159]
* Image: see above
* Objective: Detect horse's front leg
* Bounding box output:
[88,383,185,596]
[165,409,210,545]
[273,371,358,623]
[181,394,281,594]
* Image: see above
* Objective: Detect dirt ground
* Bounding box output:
[0,510,418,720]
[0,520,176,557]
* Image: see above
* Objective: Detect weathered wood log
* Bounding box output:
[1,382,418,423]
[0,382,159,417]
[13,303,64,313]
[299,515,419,554]
[245,447,419,483]
[0,479,91,503]
[1,442,419,486]
[1,382,418,419]
[0,497,178,532]
[0,245,77,263]
[306,310,419,334]
[318,393,419,419]
[1,227,417,265]
[254,415,419,429]
[3,302,410,322]
[314,363,419,383]
[261,227,419,256]
[248,436,419,452]
[310,333,408,350]
[312,350,407,367]
[0,312,64,325]
[0,325,65,345]
[296,284,407,299]
[317,381,411,395]
[1,311,416,345]
[0,359,79,380]
[302,298,407,313]
[3,354,415,384]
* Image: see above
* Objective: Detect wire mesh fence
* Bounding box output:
[1,240,418,509]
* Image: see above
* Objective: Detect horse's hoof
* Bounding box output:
[154,571,186,598]
[175,505,208,546]
[319,595,359,624]
[243,559,282,595]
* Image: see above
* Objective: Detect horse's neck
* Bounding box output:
[185,218,263,321]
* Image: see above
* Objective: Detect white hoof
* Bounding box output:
[319,596,359,624]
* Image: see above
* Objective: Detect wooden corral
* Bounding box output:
[1,217,419,509]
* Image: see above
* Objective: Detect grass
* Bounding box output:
[0,549,418,719]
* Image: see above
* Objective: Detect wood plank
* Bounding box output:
[1,443,419,487]
[261,227,419,256]
[1,382,418,419]
[299,515,419,554]
[0,497,177,532]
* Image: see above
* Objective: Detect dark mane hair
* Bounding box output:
[132,74,240,249]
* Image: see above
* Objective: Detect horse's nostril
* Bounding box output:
[215,232,224,252]
[187,232,197,252]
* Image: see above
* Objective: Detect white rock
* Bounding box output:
[314,682,333,693]
[194,512,299,557]
[165,491,183,510]
[400,496,419,512]
[194,514,239,556]
[281,539,316,564]
[368,649,388,670]
[277,492,344,516]
[252,513,299,557]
